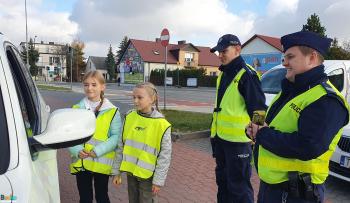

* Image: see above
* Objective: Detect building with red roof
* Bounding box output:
[117,38,220,83]
[241,34,283,73]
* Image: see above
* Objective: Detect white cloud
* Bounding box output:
[266,0,299,17]
[70,0,256,56]
[253,0,350,44]
[0,0,78,47]
[1,0,348,57]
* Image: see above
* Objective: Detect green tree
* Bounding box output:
[302,13,327,37]
[105,44,116,81]
[325,38,350,60]
[67,39,86,82]
[116,36,129,62]
[20,38,39,79]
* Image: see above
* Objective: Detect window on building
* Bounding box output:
[49,57,60,65]
[210,71,217,76]
[185,53,194,62]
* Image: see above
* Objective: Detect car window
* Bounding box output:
[328,68,344,92]
[261,68,286,94]
[0,85,10,174]
[6,45,39,137]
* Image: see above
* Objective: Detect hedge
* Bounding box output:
[150,68,217,87]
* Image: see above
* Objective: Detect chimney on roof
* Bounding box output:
[155,38,161,43]
[178,40,186,45]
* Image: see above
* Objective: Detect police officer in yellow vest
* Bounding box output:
[210,34,267,203]
[247,31,350,203]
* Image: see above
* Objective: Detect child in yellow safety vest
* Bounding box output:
[113,82,172,203]
[68,70,121,203]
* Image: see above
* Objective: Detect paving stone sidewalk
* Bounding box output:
[59,137,342,203]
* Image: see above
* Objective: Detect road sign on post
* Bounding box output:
[160,28,169,110]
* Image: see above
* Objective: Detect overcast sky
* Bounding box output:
[0,0,349,57]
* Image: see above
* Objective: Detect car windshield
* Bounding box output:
[261,68,287,94]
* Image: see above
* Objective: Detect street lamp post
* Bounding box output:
[33,35,37,49]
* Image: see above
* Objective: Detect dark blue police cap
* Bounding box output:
[281,31,332,56]
[210,34,241,53]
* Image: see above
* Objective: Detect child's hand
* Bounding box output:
[112,175,122,187]
[78,150,89,159]
[152,184,161,195]
[89,150,97,158]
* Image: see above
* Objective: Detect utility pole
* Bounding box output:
[70,47,73,90]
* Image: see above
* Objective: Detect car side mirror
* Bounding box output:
[29,108,95,151]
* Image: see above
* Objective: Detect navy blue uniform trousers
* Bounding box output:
[257,181,324,203]
[212,137,254,203]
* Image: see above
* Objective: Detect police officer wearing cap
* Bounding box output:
[246,31,350,203]
[210,34,266,203]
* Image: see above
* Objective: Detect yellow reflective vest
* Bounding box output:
[70,104,118,175]
[258,81,350,184]
[211,65,258,142]
[120,110,171,179]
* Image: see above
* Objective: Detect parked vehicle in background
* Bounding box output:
[0,34,96,202]
[261,60,350,182]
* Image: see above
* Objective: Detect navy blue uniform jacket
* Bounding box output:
[254,65,349,170]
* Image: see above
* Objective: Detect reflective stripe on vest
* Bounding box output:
[211,66,256,142]
[120,110,171,179]
[70,104,118,175]
[258,81,349,184]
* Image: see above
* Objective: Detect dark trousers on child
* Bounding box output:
[127,174,158,203]
[76,170,110,203]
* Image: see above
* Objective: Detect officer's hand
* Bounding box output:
[246,122,254,140]
[247,122,268,141]
[78,150,90,159]
[152,184,161,195]
[112,175,122,187]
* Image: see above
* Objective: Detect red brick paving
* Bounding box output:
[59,139,261,203]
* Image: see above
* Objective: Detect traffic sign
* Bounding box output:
[160,28,170,47]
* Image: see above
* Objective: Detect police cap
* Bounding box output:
[281,31,332,56]
[210,34,241,53]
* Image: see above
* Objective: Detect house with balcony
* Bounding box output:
[20,41,68,81]
[117,38,220,83]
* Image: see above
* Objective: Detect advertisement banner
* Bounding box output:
[241,52,282,73]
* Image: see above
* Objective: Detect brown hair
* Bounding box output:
[134,82,160,112]
[83,70,105,113]
[298,46,324,63]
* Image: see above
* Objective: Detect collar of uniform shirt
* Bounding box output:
[219,55,245,73]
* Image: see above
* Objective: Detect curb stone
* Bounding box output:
[171,129,210,142]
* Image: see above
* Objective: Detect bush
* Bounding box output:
[150,68,217,87]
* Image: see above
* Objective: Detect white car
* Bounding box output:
[261,60,350,182]
[0,34,96,202]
